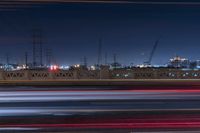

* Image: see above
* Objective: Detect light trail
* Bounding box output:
[2,122,200,129]
[0,86,200,131]
[2,107,200,116]
[0,90,199,102]
[0,0,200,11]
[4,0,200,5]
[2,112,200,131]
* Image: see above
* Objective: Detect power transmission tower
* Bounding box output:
[25,52,28,69]
[32,30,36,67]
[105,52,108,65]
[113,53,117,69]
[46,48,52,67]
[32,29,43,67]
[40,42,43,66]
[83,56,87,67]
[6,53,9,65]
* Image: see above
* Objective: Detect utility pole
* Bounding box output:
[32,31,36,67]
[105,52,108,65]
[83,56,87,67]
[97,38,102,67]
[97,39,103,79]
[113,54,117,69]
[46,48,52,67]
[25,52,28,69]
[32,28,43,67]
[6,53,9,65]
[40,43,43,66]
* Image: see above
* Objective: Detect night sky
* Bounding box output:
[1,0,200,65]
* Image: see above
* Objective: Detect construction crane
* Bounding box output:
[144,38,160,66]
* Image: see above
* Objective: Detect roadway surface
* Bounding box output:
[1,83,200,132]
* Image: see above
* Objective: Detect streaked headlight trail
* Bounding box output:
[0,85,200,132]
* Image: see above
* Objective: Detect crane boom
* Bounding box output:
[144,38,160,65]
[149,39,159,64]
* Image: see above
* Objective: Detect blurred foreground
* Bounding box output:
[1,84,200,132]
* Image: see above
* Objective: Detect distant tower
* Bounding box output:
[83,56,87,67]
[40,42,43,66]
[113,54,117,64]
[32,29,43,67]
[113,53,117,69]
[97,38,102,67]
[6,53,9,65]
[45,48,52,67]
[105,52,108,65]
[25,52,28,69]
[32,37,36,66]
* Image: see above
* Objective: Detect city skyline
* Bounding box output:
[0,1,200,65]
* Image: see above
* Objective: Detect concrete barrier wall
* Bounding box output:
[53,70,76,79]
[29,71,52,80]
[2,70,77,80]
[77,70,99,79]
[110,68,200,79]
[0,71,5,80]
[1,68,200,80]
[4,70,28,80]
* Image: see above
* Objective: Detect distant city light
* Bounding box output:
[90,65,95,70]
[59,65,69,70]
[74,64,80,68]
[50,65,58,71]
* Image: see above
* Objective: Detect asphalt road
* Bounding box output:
[0,85,200,132]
